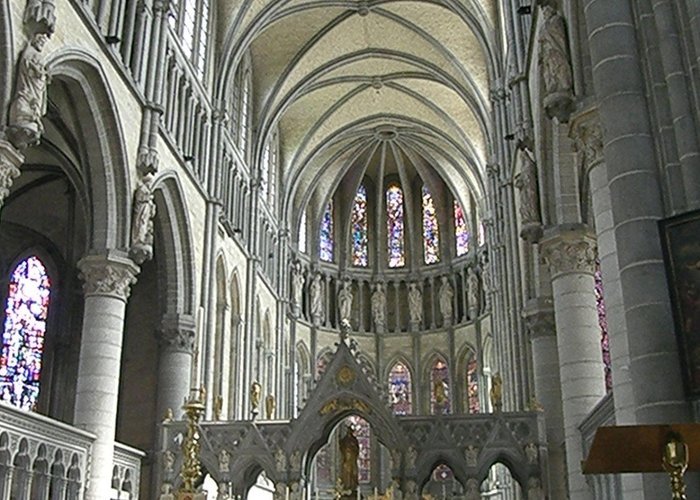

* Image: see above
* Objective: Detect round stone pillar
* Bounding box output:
[540,226,606,500]
[74,252,139,500]
[157,314,196,419]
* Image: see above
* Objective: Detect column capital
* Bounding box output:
[540,224,597,277]
[77,252,140,300]
[159,314,196,353]
[522,298,556,339]
[569,107,604,175]
[0,139,24,207]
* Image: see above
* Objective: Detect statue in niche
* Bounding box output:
[129,173,156,264]
[438,276,454,325]
[218,449,230,474]
[339,426,360,492]
[289,481,302,500]
[515,147,543,242]
[465,479,480,500]
[289,450,301,471]
[275,449,287,472]
[7,32,51,150]
[338,280,353,325]
[274,482,286,500]
[310,273,323,326]
[250,381,262,416]
[538,5,574,121]
[291,261,305,313]
[467,267,480,319]
[524,443,539,464]
[479,253,492,310]
[265,394,276,419]
[527,477,545,500]
[408,282,423,325]
[464,445,479,467]
[490,373,503,413]
[371,282,386,331]
[403,480,418,500]
[405,446,417,469]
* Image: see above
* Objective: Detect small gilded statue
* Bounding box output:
[250,381,262,416]
[265,394,276,419]
[490,372,503,413]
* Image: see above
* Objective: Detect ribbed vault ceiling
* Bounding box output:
[216,0,500,230]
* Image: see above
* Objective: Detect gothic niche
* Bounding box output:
[538,5,575,123]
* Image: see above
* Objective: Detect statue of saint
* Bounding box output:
[538,5,574,120]
[130,173,156,264]
[371,282,386,330]
[467,267,480,319]
[408,283,422,325]
[490,373,503,413]
[291,261,305,312]
[310,273,323,325]
[338,280,353,324]
[250,381,262,414]
[438,276,454,325]
[515,147,541,228]
[8,32,51,149]
[265,394,276,419]
[339,426,360,492]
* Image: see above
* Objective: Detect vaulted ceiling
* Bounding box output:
[216,0,502,230]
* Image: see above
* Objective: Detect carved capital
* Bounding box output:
[0,140,24,207]
[570,108,604,175]
[78,253,139,300]
[159,314,196,353]
[24,0,56,35]
[540,225,597,277]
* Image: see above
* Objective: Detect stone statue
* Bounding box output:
[289,450,301,471]
[515,148,542,242]
[275,449,287,472]
[479,253,492,310]
[250,381,262,415]
[408,283,422,325]
[490,373,503,412]
[7,32,51,150]
[291,261,304,313]
[527,477,545,500]
[538,5,574,121]
[467,267,480,319]
[390,449,401,470]
[405,446,417,469]
[338,280,353,325]
[130,173,156,264]
[274,482,286,500]
[289,481,302,500]
[310,273,323,326]
[214,394,223,420]
[464,445,478,467]
[265,394,276,419]
[403,480,418,500]
[438,276,454,325]
[159,484,175,500]
[465,478,480,500]
[218,449,230,474]
[162,450,175,475]
[371,282,386,330]
[339,426,359,492]
[524,443,538,464]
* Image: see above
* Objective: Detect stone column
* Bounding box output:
[0,140,23,208]
[74,252,139,500]
[157,314,196,419]
[540,226,605,500]
[522,299,567,500]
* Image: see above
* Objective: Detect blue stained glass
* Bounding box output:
[389,362,412,415]
[454,201,470,256]
[319,201,334,262]
[430,359,451,415]
[386,184,405,268]
[422,185,440,264]
[352,185,369,267]
[0,256,51,411]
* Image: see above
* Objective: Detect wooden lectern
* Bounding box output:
[583,424,700,498]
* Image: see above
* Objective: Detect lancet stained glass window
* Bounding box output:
[594,262,612,392]
[346,415,371,483]
[422,185,440,264]
[466,353,480,413]
[319,201,334,262]
[0,256,51,411]
[430,359,451,415]
[386,184,406,268]
[298,208,307,253]
[454,201,470,256]
[388,362,412,415]
[352,185,369,267]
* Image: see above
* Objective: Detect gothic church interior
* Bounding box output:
[1,0,700,499]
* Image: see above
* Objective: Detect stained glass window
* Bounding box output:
[466,353,480,413]
[260,141,270,201]
[298,208,307,253]
[454,201,470,256]
[352,185,369,267]
[319,200,334,262]
[315,444,332,484]
[388,362,412,415]
[346,415,371,483]
[430,359,451,415]
[594,261,612,392]
[0,256,51,411]
[386,184,405,268]
[422,185,440,264]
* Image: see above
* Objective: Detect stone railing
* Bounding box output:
[0,402,145,499]
[579,393,621,498]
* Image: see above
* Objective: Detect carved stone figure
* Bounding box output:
[408,282,422,325]
[339,426,360,492]
[527,477,545,500]
[338,280,353,325]
[265,394,276,419]
[289,481,302,500]
[129,173,156,264]
[310,273,323,326]
[467,267,479,319]
[162,450,175,475]
[8,32,51,150]
[538,5,574,121]
[275,449,287,472]
[274,482,286,500]
[464,445,479,467]
[490,373,503,412]
[0,141,23,208]
[525,443,538,464]
[289,450,301,471]
[405,446,417,469]
[465,478,480,500]
[403,480,418,500]
[438,276,454,325]
[515,147,542,242]
[390,449,401,470]
[218,449,230,474]
[479,253,492,310]
[250,381,262,415]
[371,282,386,330]
[291,261,304,313]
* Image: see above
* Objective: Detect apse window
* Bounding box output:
[319,200,334,262]
[352,184,369,267]
[422,185,440,264]
[454,200,470,256]
[0,256,51,411]
[386,183,406,268]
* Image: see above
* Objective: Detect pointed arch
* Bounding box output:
[386,358,414,415]
[386,182,406,268]
[458,344,480,414]
[423,352,451,415]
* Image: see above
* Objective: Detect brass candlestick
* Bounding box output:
[662,433,689,500]
[179,387,206,494]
